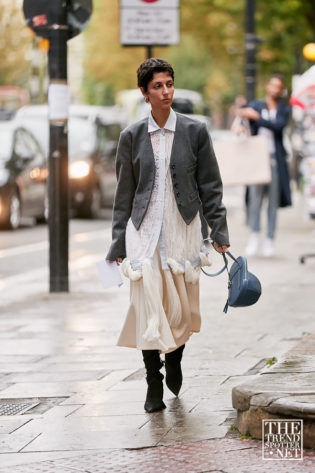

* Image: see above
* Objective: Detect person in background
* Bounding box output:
[238,74,292,257]
[228,95,247,130]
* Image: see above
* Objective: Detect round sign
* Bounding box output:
[23,0,92,39]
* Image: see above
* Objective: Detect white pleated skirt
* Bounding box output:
[117,245,202,354]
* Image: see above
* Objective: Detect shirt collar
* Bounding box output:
[148,108,177,133]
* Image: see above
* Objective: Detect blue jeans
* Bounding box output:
[248,156,279,240]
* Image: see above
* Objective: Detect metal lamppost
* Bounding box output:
[23,0,92,293]
[245,0,256,102]
[146,45,153,59]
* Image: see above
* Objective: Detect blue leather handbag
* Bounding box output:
[201,250,261,313]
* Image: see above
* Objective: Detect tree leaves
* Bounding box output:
[0,0,32,86]
[81,0,315,107]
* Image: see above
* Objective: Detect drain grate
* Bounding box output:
[0,399,39,416]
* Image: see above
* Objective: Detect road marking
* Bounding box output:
[0,241,48,258]
[0,251,112,309]
[0,229,109,259]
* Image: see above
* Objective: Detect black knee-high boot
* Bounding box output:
[165,344,185,396]
[142,349,166,413]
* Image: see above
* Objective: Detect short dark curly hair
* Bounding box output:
[137,58,174,92]
[269,73,285,85]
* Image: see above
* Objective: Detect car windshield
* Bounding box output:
[17,116,95,160]
[68,119,95,159]
[0,129,12,161]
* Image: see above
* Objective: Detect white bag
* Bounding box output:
[213,135,271,187]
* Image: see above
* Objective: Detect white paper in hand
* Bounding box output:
[96,260,123,289]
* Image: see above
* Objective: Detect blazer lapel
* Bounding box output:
[139,118,155,165]
[144,129,154,158]
[170,113,186,167]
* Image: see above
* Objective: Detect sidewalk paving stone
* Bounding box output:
[0,438,313,472]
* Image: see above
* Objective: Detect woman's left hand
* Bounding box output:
[213,242,229,253]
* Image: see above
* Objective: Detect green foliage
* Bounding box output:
[0,0,32,87]
[302,331,312,337]
[256,0,315,88]
[82,0,146,96]
[164,36,211,94]
[83,0,315,109]
[82,76,115,106]
[266,356,278,367]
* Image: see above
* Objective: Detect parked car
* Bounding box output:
[0,122,47,229]
[14,105,126,218]
[68,113,122,217]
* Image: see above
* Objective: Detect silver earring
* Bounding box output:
[145,97,150,103]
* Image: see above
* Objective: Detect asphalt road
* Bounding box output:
[0,216,112,308]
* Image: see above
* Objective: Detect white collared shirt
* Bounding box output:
[125,109,177,265]
[258,108,276,154]
[148,107,177,133]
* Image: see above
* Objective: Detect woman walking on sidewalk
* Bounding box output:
[239,74,292,257]
[107,58,230,413]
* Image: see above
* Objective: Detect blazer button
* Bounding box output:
[176,192,180,197]
[171,164,175,169]
[172,173,176,178]
[174,183,178,188]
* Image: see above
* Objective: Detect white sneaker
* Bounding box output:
[245,232,260,256]
[263,238,275,257]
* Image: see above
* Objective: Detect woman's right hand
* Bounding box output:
[108,258,123,266]
[239,107,260,121]
[234,124,247,136]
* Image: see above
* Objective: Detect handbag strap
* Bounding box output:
[201,252,228,277]
[200,245,242,314]
[200,248,240,278]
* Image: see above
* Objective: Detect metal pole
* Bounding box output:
[30,36,39,103]
[245,0,256,102]
[48,1,69,292]
[146,45,153,59]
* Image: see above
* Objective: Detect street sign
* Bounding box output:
[120,0,180,46]
[23,0,92,39]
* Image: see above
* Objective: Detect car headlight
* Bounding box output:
[69,161,90,179]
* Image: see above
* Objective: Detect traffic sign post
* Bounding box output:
[245,0,256,102]
[23,0,92,293]
[120,0,180,58]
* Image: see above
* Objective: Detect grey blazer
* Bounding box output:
[106,112,229,261]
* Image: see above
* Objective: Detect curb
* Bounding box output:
[232,334,315,448]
